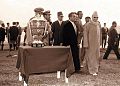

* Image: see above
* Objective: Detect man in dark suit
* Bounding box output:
[101,23,108,48]
[6,23,10,43]
[9,22,19,50]
[63,12,80,73]
[51,11,65,46]
[0,23,6,50]
[16,22,22,49]
[103,21,120,59]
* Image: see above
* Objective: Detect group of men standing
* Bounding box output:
[26,9,102,76]
[38,10,120,75]
[0,22,21,51]
[1,8,120,76]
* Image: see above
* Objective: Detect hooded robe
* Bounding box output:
[83,11,101,74]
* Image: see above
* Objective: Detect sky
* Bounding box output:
[1,0,120,28]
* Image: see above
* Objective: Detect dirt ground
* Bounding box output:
[0,45,120,86]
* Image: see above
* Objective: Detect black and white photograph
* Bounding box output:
[0,0,120,86]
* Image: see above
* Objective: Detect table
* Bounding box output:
[16,46,75,86]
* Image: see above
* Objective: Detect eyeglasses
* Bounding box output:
[94,17,98,18]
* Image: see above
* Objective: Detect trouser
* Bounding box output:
[1,44,4,50]
[70,44,80,70]
[17,36,21,48]
[0,41,4,50]
[9,44,16,50]
[103,45,120,59]
[118,34,120,47]
[102,37,107,48]
[80,40,85,64]
[9,40,17,51]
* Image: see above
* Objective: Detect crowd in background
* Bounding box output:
[0,22,21,51]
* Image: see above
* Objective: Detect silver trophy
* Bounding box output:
[27,7,48,47]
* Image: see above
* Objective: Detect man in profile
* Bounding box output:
[103,21,120,60]
[63,12,81,73]
[43,10,52,45]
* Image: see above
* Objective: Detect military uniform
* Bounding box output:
[43,10,52,45]
[27,8,50,46]
[103,26,120,59]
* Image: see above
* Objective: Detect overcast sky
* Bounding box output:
[1,0,120,28]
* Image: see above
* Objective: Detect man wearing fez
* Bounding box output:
[51,11,65,46]
[83,11,101,75]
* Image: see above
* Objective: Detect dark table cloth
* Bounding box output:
[16,46,75,83]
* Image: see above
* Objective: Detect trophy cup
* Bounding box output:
[27,7,48,47]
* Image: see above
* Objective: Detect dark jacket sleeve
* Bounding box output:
[51,22,55,41]
[108,29,118,45]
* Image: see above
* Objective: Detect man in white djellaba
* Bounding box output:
[83,11,101,76]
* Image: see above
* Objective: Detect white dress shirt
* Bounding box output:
[69,20,77,34]
[58,20,62,25]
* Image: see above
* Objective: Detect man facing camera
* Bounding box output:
[62,12,81,73]
[51,11,65,46]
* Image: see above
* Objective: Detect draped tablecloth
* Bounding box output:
[16,46,75,83]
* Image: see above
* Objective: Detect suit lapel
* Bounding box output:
[56,21,61,27]
[69,21,77,36]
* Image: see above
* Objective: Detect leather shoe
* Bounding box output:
[75,70,82,74]
[103,58,107,60]
[117,58,120,60]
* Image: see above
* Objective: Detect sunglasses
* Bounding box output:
[94,17,98,18]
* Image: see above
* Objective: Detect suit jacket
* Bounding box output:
[18,26,22,35]
[6,27,10,35]
[101,27,108,37]
[9,26,19,41]
[0,27,6,41]
[51,20,65,45]
[108,27,119,46]
[62,20,78,46]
